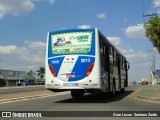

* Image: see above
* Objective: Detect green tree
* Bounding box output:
[144,17,160,52]
[27,70,35,76]
[36,67,45,79]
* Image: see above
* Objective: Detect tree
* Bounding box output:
[36,67,45,80]
[144,17,160,52]
[27,70,35,76]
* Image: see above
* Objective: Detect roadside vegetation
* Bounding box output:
[144,17,160,53]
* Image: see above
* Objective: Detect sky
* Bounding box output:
[0,0,160,82]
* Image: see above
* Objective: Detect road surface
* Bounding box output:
[0,85,159,120]
[0,85,45,95]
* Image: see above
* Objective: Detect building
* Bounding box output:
[0,69,26,86]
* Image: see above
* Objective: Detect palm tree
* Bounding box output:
[25,70,36,84]
[36,67,45,80]
[27,70,35,77]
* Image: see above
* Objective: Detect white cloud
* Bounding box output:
[78,25,91,29]
[0,40,46,72]
[0,45,17,54]
[124,24,146,39]
[0,45,29,56]
[153,0,160,7]
[0,0,35,18]
[24,40,46,50]
[120,48,148,60]
[152,0,160,15]
[0,0,56,19]
[97,12,107,20]
[107,37,121,46]
[48,0,56,4]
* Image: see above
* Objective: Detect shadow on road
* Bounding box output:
[55,90,134,103]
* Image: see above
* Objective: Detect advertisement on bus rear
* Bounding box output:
[51,32,92,54]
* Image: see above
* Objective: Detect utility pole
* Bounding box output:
[148,50,156,86]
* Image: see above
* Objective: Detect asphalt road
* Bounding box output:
[0,85,160,120]
[0,85,46,95]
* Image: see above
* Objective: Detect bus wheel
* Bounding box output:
[71,90,85,99]
[120,88,125,93]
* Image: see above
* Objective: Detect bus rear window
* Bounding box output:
[51,31,92,54]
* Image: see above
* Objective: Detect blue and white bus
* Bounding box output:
[45,28,130,98]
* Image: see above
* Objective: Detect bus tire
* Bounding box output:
[71,90,85,99]
[120,88,125,93]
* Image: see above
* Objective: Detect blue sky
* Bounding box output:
[0,0,160,82]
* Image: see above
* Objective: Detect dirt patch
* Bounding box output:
[0,90,53,100]
[156,87,160,94]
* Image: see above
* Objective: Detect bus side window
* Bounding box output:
[109,47,113,64]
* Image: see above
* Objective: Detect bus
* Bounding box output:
[45,28,130,98]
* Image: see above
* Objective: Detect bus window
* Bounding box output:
[109,47,113,64]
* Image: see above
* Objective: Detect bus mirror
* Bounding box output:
[127,64,130,70]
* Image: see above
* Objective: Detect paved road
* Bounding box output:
[0,85,160,120]
[0,85,46,95]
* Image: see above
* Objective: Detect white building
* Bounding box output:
[0,69,26,86]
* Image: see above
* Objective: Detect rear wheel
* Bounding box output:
[71,90,85,99]
[120,88,125,93]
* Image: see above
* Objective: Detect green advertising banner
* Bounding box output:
[51,32,92,54]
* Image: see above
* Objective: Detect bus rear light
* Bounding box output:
[86,63,94,76]
[49,64,56,77]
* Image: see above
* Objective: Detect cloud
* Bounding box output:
[97,12,107,20]
[152,0,160,15]
[0,45,29,56]
[78,25,91,29]
[120,48,148,60]
[24,40,46,50]
[0,0,35,18]
[153,0,160,7]
[107,37,121,46]
[124,24,146,39]
[48,0,56,4]
[0,0,56,19]
[0,40,46,72]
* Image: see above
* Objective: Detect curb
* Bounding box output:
[137,94,160,101]
[136,85,160,102]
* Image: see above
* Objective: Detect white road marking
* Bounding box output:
[0,92,70,105]
[0,85,45,90]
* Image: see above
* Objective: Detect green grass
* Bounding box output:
[138,85,160,97]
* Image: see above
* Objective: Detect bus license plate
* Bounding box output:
[66,74,75,78]
[63,82,79,87]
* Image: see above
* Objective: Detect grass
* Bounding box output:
[136,85,160,101]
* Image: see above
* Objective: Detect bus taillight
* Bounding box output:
[86,63,94,76]
[49,64,56,77]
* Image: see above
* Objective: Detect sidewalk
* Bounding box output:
[137,84,160,101]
